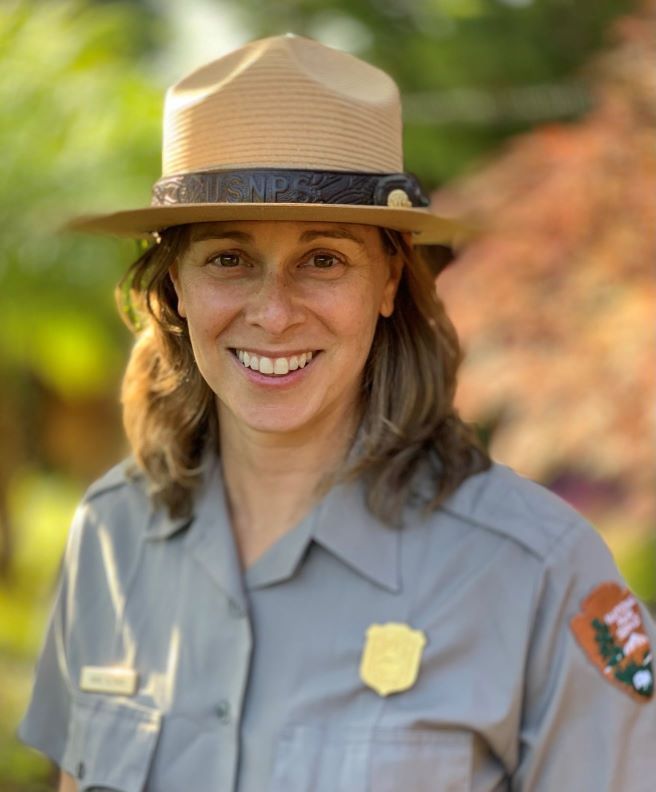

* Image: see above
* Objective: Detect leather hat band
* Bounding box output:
[151,168,430,209]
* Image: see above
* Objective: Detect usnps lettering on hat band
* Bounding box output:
[151,168,430,210]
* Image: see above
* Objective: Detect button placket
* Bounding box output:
[216,699,231,723]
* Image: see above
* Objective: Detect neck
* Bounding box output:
[217,400,361,568]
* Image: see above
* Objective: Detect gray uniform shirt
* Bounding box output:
[19,455,656,791]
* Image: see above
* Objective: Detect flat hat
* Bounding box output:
[68,34,459,244]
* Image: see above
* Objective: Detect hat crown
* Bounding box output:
[162,35,403,177]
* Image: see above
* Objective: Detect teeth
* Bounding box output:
[273,358,289,375]
[235,349,314,376]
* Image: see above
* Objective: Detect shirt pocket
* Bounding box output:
[62,696,161,792]
[369,729,472,792]
[269,724,472,792]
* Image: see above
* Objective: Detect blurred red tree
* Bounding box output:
[433,2,656,527]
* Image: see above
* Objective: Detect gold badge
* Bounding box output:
[360,622,426,696]
[80,666,138,696]
[386,188,412,208]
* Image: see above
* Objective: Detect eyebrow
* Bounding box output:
[298,228,365,247]
[191,225,366,247]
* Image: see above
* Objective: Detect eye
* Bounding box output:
[307,252,342,269]
[207,252,241,268]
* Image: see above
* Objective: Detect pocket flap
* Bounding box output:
[62,697,161,792]
[269,724,472,792]
[370,729,472,791]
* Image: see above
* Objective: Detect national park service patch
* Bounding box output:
[571,581,653,703]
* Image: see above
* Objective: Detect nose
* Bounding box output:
[243,271,304,335]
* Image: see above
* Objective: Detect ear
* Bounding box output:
[168,261,187,318]
[379,247,404,318]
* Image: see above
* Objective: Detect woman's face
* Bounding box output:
[170,220,402,439]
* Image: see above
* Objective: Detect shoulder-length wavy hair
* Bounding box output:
[118,224,490,522]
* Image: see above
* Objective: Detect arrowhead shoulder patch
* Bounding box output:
[570,581,653,703]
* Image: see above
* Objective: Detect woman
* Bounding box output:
[20,34,655,791]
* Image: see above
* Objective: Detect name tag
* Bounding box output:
[80,666,138,696]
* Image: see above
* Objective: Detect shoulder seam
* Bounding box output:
[509,478,588,561]
[85,478,127,503]
[439,502,580,563]
[542,513,588,564]
[84,460,144,504]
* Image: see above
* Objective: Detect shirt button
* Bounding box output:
[216,699,231,723]
[229,600,244,618]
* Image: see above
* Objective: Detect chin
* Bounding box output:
[234,409,321,436]
[252,422,309,436]
[213,373,360,439]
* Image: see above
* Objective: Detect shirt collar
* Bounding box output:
[145,453,248,611]
[144,444,218,541]
[245,513,316,589]
[311,477,402,593]
[144,451,402,595]
[145,508,191,540]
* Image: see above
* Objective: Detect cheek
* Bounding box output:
[183,282,234,329]
[320,287,383,360]
[181,285,239,364]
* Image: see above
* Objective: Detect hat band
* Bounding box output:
[151,168,429,209]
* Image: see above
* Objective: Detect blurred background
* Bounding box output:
[1,0,654,787]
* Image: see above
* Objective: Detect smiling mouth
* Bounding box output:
[232,349,316,376]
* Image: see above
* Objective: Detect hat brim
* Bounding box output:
[65,202,465,246]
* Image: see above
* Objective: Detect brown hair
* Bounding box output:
[118,225,490,522]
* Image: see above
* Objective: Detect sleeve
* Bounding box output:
[512,519,656,791]
[17,502,86,765]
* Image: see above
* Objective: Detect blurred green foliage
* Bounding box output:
[0,474,80,789]
[0,0,162,399]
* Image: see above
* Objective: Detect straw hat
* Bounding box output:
[68,34,459,244]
